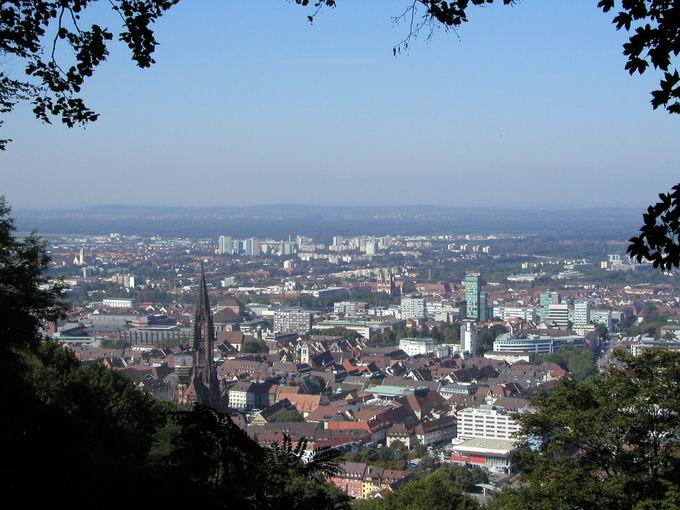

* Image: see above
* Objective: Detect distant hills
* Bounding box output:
[14,204,643,241]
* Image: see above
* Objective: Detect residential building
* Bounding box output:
[461,319,478,356]
[414,416,456,445]
[399,337,435,357]
[456,398,523,440]
[492,306,537,322]
[218,235,232,255]
[273,309,312,334]
[400,297,426,320]
[228,382,255,409]
[591,309,613,331]
[573,301,590,329]
[102,298,134,308]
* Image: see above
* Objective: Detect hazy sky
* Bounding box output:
[2,0,678,209]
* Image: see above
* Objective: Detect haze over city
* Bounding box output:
[2,0,678,209]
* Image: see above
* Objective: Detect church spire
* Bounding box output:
[192,263,219,407]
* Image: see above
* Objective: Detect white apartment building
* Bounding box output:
[228,382,255,410]
[102,298,134,309]
[273,309,312,334]
[461,319,478,356]
[457,400,522,440]
[547,303,569,328]
[573,301,590,327]
[492,306,537,322]
[399,337,435,357]
[425,300,443,318]
[591,309,612,330]
[400,297,426,320]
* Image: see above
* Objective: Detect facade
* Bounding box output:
[328,463,410,500]
[465,273,481,320]
[273,309,312,334]
[102,298,134,308]
[539,291,560,320]
[440,383,480,399]
[631,337,680,356]
[414,416,456,445]
[493,336,555,354]
[400,297,426,320]
[492,306,537,322]
[333,301,368,316]
[218,235,233,255]
[451,438,520,474]
[461,319,478,356]
[573,301,590,328]
[313,318,403,340]
[228,381,255,409]
[399,337,435,357]
[591,309,612,330]
[457,399,522,440]
[547,303,569,328]
[120,326,191,346]
[245,238,261,256]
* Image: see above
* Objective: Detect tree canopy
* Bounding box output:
[497,349,680,510]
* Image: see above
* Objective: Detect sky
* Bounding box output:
[1,0,679,209]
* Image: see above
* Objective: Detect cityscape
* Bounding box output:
[3,1,680,509]
[36,212,679,503]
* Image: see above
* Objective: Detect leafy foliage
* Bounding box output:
[273,408,306,423]
[629,183,680,269]
[241,337,269,353]
[0,0,178,149]
[355,464,483,510]
[342,441,410,470]
[500,349,680,509]
[535,345,597,382]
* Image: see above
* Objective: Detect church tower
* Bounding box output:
[191,264,220,407]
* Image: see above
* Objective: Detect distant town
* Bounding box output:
[45,228,680,500]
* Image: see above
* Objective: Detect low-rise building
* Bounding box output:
[451,438,520,474]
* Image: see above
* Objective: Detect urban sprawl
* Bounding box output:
[46,231,679,501]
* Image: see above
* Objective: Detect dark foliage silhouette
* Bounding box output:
[628,183,680,269]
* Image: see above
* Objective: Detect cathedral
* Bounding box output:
[177,265,223,408]
[376,268,399,298]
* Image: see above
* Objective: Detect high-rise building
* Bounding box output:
[365,240,378,256]
[218,235,232,255]
[573,301,590,328]
[461,319,478,356]
[479,292,488,322]
[465,273,482,320]
[245,238,261,257]
[539,291,561,320]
